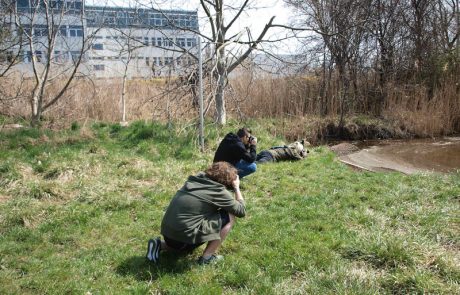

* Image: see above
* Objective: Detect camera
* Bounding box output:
[249,136,256,144]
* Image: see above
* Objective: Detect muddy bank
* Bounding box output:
[278,117,417,145]
[314,121,410,143]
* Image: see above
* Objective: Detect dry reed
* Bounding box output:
[1,69,459,138]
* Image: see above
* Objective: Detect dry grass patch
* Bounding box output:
[0,194,12,203]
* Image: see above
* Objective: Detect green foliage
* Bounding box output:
[0,119,459,294]
[70,121,80,131]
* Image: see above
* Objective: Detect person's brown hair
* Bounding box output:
[205,162,238,188]
[237,127,251,138]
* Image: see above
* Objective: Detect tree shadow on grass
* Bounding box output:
[116,251,196,281]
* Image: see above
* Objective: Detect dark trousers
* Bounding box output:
[256,150,274,164]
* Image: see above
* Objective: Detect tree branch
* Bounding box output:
[227,16,275,73]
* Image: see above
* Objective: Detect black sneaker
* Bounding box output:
[197,254,223,265]
[146,237,161,263]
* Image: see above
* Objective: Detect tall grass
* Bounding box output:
[0,76,196,128]
[230,72,460,137]
[1,69,459,137]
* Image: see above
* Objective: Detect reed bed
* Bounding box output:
[1,71,459,137]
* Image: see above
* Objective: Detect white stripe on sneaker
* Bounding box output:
[146,239,154,261]
[154,238,161,262]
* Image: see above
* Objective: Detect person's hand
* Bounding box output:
[232,175,240,190]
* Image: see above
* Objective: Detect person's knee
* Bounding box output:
[224,217,235,230]
[248,163,257,173]
[222,215,235,232]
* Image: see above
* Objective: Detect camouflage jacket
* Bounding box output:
[267,145,305,161]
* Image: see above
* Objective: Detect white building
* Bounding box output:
[1,0,199,78]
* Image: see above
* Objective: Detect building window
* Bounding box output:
[177,38,186,47]
[69,26,83,37]
[23,51,32,63]
[17,0,28,8]
[153,57,158,65]
[93,64,105,71]
[156,37,162,47]
[161,38,173,47]
[70,51,81,62]
[66,1,82,11]
[143,37,149,46]
[187,38,197,47]
[59,26,67,37]
[165,57,173,65]
[33,26,48,37]
[92,44,104,50]
[35,51,43,63]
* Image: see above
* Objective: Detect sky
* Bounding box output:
[87,0,299,54]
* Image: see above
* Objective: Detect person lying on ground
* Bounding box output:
[256,140,310,164]
[213,127,257,178]
[146,161,245,265]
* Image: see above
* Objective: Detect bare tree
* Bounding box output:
[110,28,143,124]
[139,0,282,125]
[14,0,94,126]
[368,0,404,114]
[285,0,371,126]
[0,0,23,78]
[0,0,25,110]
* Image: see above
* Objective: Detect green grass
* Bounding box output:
[0,120,459,294]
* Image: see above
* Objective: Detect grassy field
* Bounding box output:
[0,120,459,294]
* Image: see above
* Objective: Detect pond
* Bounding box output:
[337,137,460,174]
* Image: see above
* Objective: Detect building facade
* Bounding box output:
[1,0,199,78]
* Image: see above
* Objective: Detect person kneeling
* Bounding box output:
[146,162,245,265]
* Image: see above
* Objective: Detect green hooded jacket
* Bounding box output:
[161,173,245,244]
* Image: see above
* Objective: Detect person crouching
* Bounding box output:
[146,162,245,265]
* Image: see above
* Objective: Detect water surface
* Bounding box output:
[346,137,460,173]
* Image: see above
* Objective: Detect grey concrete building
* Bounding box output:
[1,0,199,78]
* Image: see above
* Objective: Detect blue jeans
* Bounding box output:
[235,160,257,178]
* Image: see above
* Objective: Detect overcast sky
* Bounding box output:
[87,0,298,54]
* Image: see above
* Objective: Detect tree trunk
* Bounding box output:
[31,94,41,126]
[319,48,327,117]
[215,72,227,125]
[30,81,43,127]
[338,63,348,131]
[121,71,127,122]
[215,41,227,125]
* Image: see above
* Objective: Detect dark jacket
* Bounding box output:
[213,133,256,165]
[161,173,246,244]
